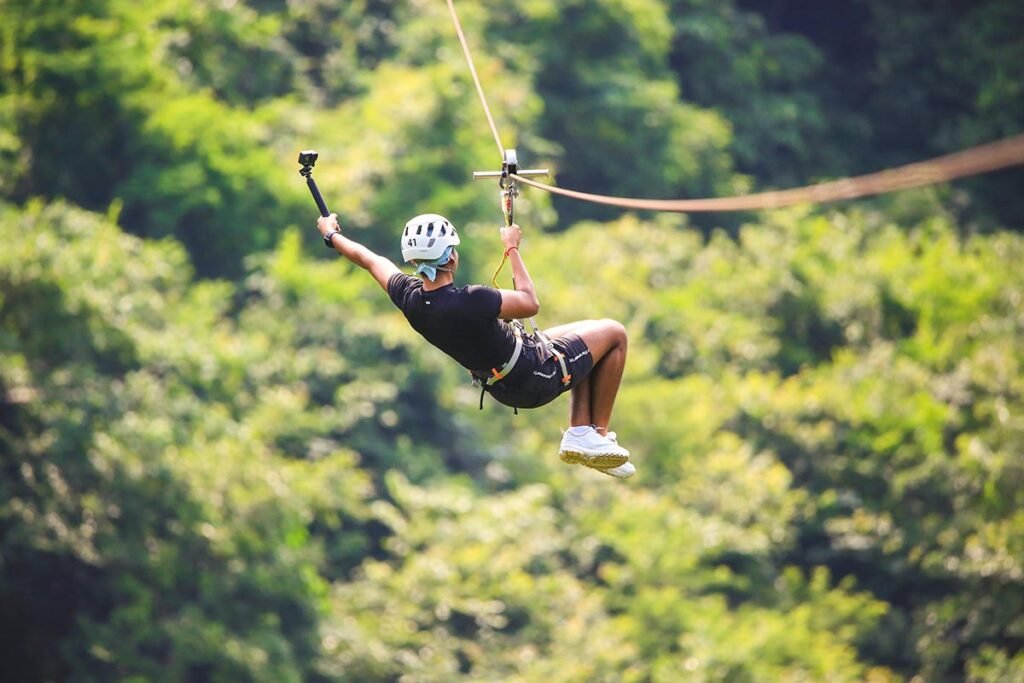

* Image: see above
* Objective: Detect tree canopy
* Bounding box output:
[2,1,1023,681]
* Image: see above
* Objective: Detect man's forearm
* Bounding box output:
[329,233,378,271]
[508,249,539,306]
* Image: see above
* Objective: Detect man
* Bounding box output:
[317,212,634,478]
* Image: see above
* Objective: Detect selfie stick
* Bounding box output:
[297,150,330,217]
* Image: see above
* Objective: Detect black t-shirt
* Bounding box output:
[387,273,519,374]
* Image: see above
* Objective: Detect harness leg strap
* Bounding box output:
[551,348,572,385]
[534,327,572,386]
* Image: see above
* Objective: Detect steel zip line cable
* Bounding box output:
[445,0,1024,212]
[512,133,1024,212]
[445,0,505,158]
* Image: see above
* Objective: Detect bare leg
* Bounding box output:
[544,319,628,435]
[541,320,590,340]
[569,372,592,427]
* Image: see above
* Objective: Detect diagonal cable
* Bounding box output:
[445,0,505,158]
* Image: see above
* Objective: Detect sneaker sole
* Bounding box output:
[574,459,636,479]
[591,465,635,479]
[559,449,629,469]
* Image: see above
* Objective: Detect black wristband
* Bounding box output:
[323,230,342,248]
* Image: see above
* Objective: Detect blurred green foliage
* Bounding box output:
[2,1,1023,681]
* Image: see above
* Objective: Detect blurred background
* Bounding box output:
[1,1,1023,681]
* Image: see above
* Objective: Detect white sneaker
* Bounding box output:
[559,426,629,468]
[571,430,636,478]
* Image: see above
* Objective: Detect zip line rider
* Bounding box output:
[316,212,635,478]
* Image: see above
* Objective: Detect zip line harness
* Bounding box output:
[471,150,572,411]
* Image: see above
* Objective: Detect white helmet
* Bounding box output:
[401,213,460,262]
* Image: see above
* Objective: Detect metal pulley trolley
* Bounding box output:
[473,148,549,228]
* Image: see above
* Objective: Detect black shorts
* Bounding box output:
[482,333,593,409]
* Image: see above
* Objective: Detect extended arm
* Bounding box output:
[497,224,541,319]
[317,214,400,291]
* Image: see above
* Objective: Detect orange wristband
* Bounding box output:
[504,246,519,257]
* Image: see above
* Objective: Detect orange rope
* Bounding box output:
[513,134,1024,212]
[445,0,505,158]
[490,250,509,288]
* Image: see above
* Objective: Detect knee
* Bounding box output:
[601,319,628,347]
